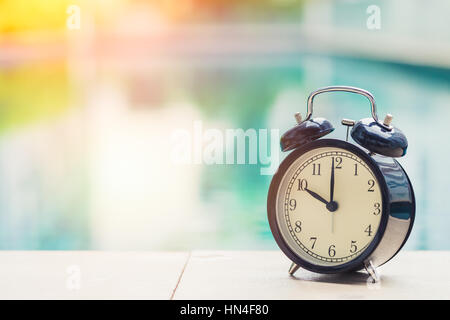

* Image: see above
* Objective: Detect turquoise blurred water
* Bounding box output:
[0,54,449,250]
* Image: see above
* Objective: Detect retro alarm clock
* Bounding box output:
[267,86,415,282]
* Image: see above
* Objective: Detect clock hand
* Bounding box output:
[329,157,337,233]
[304,188,329,206]
[331,213,334,233]
[330,156,335,203]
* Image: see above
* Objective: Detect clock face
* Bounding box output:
[275,146,383,267]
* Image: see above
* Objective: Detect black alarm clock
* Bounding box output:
[267,86,415,282]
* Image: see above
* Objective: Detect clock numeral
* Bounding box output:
[368,179,375,192]
[312,163,321,176]
[294,221,302,233]
[333,156,342,169]
[350,240,357,253]
[365,224,373,237]
[310,237,317,249]
[354,164,358,176]
[373,202,381,215]
[297,179,308,191]
[328,245,336,257]
[289,199,297,211]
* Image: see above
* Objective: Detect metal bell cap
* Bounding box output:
[280,117,334,152]
[351,118,408,157]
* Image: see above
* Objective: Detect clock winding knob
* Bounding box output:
[294,112,302,124]
[383,114,393,127]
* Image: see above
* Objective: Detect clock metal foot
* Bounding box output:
[364,260,380,283]
[288,262,300,276]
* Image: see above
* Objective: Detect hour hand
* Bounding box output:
[304,188,329,206]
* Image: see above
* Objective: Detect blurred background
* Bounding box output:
[0,0,448,250]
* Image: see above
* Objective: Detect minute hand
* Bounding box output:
[330,157,335,202]
[305,188,329,206]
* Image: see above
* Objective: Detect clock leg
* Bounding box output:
[288,262,300,276]
[364,260,380,283]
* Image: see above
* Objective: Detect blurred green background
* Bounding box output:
[0,0,449,250]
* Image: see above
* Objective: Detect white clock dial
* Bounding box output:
[276,147,383,266]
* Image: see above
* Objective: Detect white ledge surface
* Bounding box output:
[0,250,448,300]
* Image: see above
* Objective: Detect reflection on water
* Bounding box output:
[0,55,449,250]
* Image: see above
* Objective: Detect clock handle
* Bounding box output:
[305,86,392,131]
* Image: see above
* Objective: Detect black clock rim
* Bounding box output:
[267,138,390,274]
[376,159,416,268]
